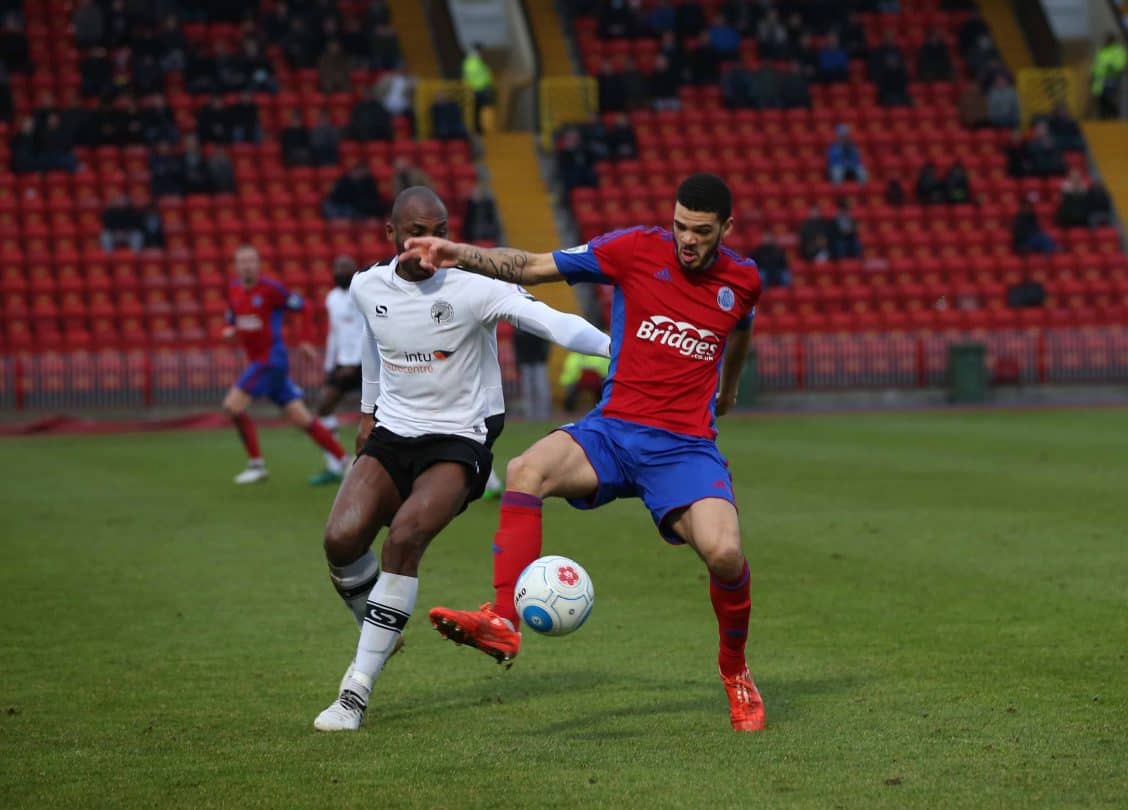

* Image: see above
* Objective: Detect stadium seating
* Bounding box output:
[0,0,480,355]
[563,0,1128,345]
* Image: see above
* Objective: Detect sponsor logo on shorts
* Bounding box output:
[635,315,720,360]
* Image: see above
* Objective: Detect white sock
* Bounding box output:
[350,572,417,686]
[325,453,345,474]
[320,416,343,472]
[328,551,381,626]
[321,415,339,432]
[486,468,503,491]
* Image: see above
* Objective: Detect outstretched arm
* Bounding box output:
[403,237,563,286]
[716,323,752,417]
[496,295,610,357]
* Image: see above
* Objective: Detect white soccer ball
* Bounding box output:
[514,555,594,636]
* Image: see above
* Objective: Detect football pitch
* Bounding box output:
[2,409,1126,808]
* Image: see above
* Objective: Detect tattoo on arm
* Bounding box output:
[457,245,530,284]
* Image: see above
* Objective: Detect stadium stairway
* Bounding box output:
[1082,121,1128,233]
[974,0,1034,71]
[484,131,580,384]
[523,0,575,76]
[386,0,441,78]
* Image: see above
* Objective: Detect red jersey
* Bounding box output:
[553,226,760,439]
[226,276,304,365]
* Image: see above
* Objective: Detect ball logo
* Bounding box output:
[717,286,735,311]
[635,315,720,360]
[556,565,580,586]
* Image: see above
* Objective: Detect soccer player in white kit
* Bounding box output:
[309,255,365,486]
[314,187,610,731]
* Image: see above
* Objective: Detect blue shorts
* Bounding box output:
[236,362,303,406]
[558,415,735,544]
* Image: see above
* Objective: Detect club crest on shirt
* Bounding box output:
[251,295,262,307]
[717,286,735,311]
[430,301,454,324]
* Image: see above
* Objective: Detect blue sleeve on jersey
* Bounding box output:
[552,243,610,285]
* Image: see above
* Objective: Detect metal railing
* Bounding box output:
[3,327,1127,413]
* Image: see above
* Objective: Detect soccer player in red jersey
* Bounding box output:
[405,174,766,732]
[222,244,349,484]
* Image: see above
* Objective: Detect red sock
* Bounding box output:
[491,491,543,626]
[710,560,751,678]
[307,418,346,461]
[232,413,261,460]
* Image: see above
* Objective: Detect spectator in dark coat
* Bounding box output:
[830,197,862,258]
[944,162,972,204]
[557,126,598,191]
[281,109,312,165]
[874,49,911,107]
[1012,199,1057,254]
[369,23,402,70]
[101,193,145,251]
[686,33,721,85]
[310,109,341,165]
[799,204,834,260]
[675,1,707,37]
[150,141,187,197]
[208,148,236,193]
[430,91,466,140]
[184,43,217,94]
[318,38,353,93]
[1006,131,1033,178]
[196,95,231,143]
[751,229,791,287]
[158,15,188,72]
[1027,122,1066,177]
[0,12,30,73]
[619,55,648,110]
[140,94,178,145]
[1032,102,1084,152]
[779,61,811,108]
[756,9,789,61]
[917,31,953,81]
[37,112,78,171]
[599,0,640,39]
[183,134,213,193]
[73,0,105,49]
[349,87,394,140]
[885,178,906,205]
[985,74,1019,128]
[605,112,637,159]
[649,52,682,110]
[1056,169,1090,227]
[239,38,277,94]
[10,115,38,172]
[228,92,261,143]
[916,162,946,204]
[597,58,627,112]
[81,47,114,98]
[463,182,502,243]
[323,162,389,220]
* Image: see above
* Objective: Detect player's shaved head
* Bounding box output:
[388,186,449,281]
[391,186,447,227]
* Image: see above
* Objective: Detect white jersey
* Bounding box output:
[351,257,609,442]
[323,286,364,371]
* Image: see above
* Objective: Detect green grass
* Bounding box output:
[2,410,1127,808]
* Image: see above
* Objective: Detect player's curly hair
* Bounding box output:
[676,173,731,222]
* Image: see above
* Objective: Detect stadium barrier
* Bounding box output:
[2,328,1126,413]
[538,76,598,149]
[1017,67,1085,125]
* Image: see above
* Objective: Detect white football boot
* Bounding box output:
[233,463,268,485]
[314,672,372,732]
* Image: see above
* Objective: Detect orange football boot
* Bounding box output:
[429,603,521,665]
[721,667,766,732]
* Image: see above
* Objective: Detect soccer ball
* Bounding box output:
[514,555,594,636]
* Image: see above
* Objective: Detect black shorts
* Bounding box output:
[484,412,504,449]
[361,426,494,508]
[325,365,362,392]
